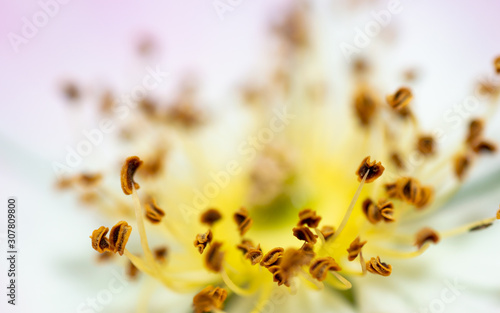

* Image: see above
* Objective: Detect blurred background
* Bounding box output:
[1,0,500,312]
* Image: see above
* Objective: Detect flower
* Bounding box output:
[58,3,500,313]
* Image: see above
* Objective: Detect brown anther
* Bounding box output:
[77,173,103,187]
[63,82,80,101]
[469,222,493,232]
[139,98,157,117]
[260,247,284,268]
[495,56,500,74]
[109,221,132,256]
[415,227,440,249]
[144,198,165,224]
[193,286,228,313]
[141,148,167,177]
[292,226,318,244]
[154,246,168,263]
[385,182,399,198]
[90,226,111,253]
[120,156,143,195]
[204,241,224,272]
[309,257,341,282]
[497,207,500,220]
[466,119,484,144]
[320,226,335,241]
[297,209,322,228]
[356,156,385,183]
[390,152,405,170]
[126,260,139,279]
[378,200,395,222]
[347,237,367,261]
[472,140,497,154]
[236,239,255,255]
[362,198,381,224]
[366,256,392,277]
[194,230,213,254]
[415,186,434,209]
[270,266,290,287]
[200,208,222,226]
[386,87,413,110]
[233,207,253,236]
[353,89,377,126]
[245,245,263,265]
[398,177,420,203]
[281,248,310,270]
[417,135,436,156]
[454,154,472,180]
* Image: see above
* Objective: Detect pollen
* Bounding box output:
[109,221,132,256]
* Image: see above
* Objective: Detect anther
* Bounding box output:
[386,87,412,110]
[109,221,132,256]
[200,208,222,226]
[260,247,284,268]
[415,227,440,249]
[204,241,224,272]
[366,256,392,277]
[193,286,228,313]
[144,198,165,224]
[90,226,111,253]
[347,237,367,261]
[297,209,322,228]
[233,207,253,236]
[309,257,341,281]
[194,230,213,254]
[417,135,436,156]
[120,156,143,195]
[356,156,385,183]
[293,226,318,244]
[454,153,472,180]
[320,226,335,241]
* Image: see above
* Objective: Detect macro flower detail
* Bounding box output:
[53,6,500,313]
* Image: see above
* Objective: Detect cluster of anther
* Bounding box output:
[454,118,498,180]
[90,221,132,256]
[385,177,433,209]
[362,198,395,224]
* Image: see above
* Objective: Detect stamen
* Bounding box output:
[220,266,255,296]
[366,256,392,277]
[325,271,352,290]
[390,152,405,170]
[356,156,385,183]
[260,247,284,268]
[353,88,377,126]
[414,227,440,249]
[297,209,322,228]
[441,217,497,239]
[236,239,256,255]
[193,286,228,313]
[144,197,165,224]
[121,156,143,195]
[205,241,224,272]
[90,226,111,253]
[309,257,341,281]
[233,207,253,236]
[245,245,263,265]
[472,140,497,154]
[319,226,335,241]
[466,119,484,145]
[154,246,168,263]
[417,135,436,156]
[132,188,156,265]
[194,230,213,254]
[200,208,222,226]
[454,153,472,180]
[331,170,369,241]
[386,87,412,110]
[347,237,367,261]
[109,221,133,256]
[292,226,318,244]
